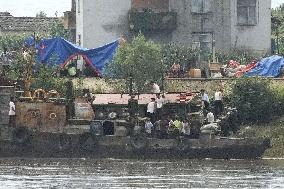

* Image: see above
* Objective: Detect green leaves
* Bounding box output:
[105,34,165,92]
[229,77,277,123]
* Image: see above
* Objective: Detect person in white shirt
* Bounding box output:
[214,89,224,117]
[147,98,156,123]
[144,118,153,137]
[200,89,210,110]
[9,97,16,127]
[150,81,160,94]
[206,110,215,123]
[155,93,165,120]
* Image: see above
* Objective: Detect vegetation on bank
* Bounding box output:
[272,4,284,54]
[238,117,284,158]
[227,77,284,157]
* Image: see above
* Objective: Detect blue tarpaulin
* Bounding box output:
[245,55,284,77]
[25,37,119,76]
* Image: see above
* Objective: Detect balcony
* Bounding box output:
[128,10,177,33]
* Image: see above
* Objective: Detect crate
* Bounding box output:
[210,62,221,72]
[189,69,201,78]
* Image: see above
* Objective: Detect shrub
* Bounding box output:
[229,77,278,123]
[105,33,165,92]
[162,44,199,71]
[216,48,260,65]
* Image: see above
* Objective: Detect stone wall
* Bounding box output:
[74,78,284,96]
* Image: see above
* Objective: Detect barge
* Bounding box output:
[0,83,270,159]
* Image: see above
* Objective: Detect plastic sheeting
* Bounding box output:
[245,55,284,78]
[25,37,119,76]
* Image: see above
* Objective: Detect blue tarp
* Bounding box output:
[25,37,119,76]
[245,55,284,77]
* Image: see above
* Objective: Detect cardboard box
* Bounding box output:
[189,69,201,78]
[210,62,221,71]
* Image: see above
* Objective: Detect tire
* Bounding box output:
[79,133,97,152]
[130,135,148,151]
[12,127,30,146]
[58,134,72,151]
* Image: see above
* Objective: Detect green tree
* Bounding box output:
[49,20,71,40]
[272,4,284,54]
[162,44,199,72]
[229,77,278,123]
[105,34,165,92]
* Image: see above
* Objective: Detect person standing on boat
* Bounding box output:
[147,98,156,123]
[214,88,224,117]
[155,93,165,120]
[200,89,210,111]
[83,89,95,104]
[9,97,16,127]
[128,95,138,117]
[144,118,153,137]
[150,81,160,94]
[206,109,215,124]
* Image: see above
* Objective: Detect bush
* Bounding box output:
[162,44,199,71]
[229,77,278,123]
[105,33,165,92]
[216,48,260,65]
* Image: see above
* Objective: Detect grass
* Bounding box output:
[238,117,284,158]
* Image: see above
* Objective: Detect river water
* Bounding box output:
[0,158,283,189]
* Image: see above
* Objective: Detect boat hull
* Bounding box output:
[0,133,270,159]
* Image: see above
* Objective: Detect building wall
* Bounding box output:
[230,0,271,54]
[76,0,131,48]
[169,0,232,50]
[132,0,169,11]
[77,0,271,53]
[76,0,84,46]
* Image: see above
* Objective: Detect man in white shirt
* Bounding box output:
[147,98,156,123]
[214,89,223,117]
[206,110,215,123]
[155,93,165,120]
[200,89,209,110]
[150,81,160,94]
[9,97,16,127]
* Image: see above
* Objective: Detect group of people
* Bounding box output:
[200,88,224,123]
[143,115,191,139]
[142,81,193,138]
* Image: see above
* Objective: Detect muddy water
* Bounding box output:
[0,158,283,188]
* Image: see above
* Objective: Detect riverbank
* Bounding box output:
[237,117,284,158]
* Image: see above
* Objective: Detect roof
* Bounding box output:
[0,13,58,32]
[93,93,195,105]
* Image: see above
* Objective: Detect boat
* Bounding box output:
[0,82,270,159]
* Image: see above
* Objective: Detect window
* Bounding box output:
[191,0,212,14]
[192,33,213,53]
[237,0,257,25]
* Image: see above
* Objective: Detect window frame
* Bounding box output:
[237,0,257,26]
[191,0,212,14]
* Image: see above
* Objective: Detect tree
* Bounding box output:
[49,20,71,41]
[229,77,278,123]
[272,4,284,54]
[105,34,165,92]
[162,44,199,73]
[36,11,47,18]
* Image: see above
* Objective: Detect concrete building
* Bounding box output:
[76,0,271,54]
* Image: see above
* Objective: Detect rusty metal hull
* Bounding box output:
[0,133,270,159]
[15,102,67,133]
